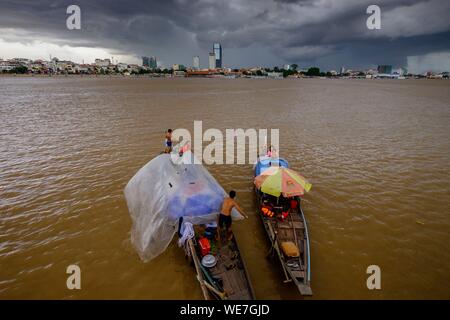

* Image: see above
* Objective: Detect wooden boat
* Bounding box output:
[183,225,255,300]
[254,157,313,296]
[124,148,254,299]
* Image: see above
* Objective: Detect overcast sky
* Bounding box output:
[0,0,449,73]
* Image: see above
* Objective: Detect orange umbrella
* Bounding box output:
[254,167,312,197]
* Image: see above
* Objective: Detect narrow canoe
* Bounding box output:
[184,226,255,300]
[254,157,312,296]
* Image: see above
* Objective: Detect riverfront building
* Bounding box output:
[209,53,215,70]
[377,65,393,74]
[149,56,157,69]
[142,56,157,69]
[213,43,222,68]
[95,59,111,67]
[193,56,200,70]
[142,56,150,67]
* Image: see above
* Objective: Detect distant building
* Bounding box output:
[208,53,216,70]
[117,63,129,72]
[56,60,74,72]
[142,56,157,69]
[340,66,345,75]
[172,64,186,71]
[392,67,407,76]
[173,70,186,77]
[267,72,283,79]
[10,58,31,65]
[95,59,111,67]
[377,65,392,74]
[213,43,222,68]
[74,64,90,74]
[193,56,200,70]
[149,56,157,69]
[0,60,17,72]
[283,64,291,70]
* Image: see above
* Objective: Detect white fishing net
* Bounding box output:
[124,151,242,262]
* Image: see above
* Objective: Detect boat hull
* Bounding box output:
[255,190,312,295]
[186,229,255,300]
[253,158,312,296]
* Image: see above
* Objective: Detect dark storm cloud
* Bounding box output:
[0,0,449,69]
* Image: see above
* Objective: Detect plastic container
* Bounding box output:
[201,254,217,268]
[198,238,211,256]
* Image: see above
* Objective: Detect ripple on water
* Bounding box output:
[1,77,450,299]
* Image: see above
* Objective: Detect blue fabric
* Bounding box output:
[255,157,289,176]
[166,177,224,219]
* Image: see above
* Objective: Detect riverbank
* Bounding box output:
[1,73,449,80]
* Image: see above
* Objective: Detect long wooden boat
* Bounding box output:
[254,157,312,296]
[183,226,255,300]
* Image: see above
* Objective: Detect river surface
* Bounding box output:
[1,76,449,299]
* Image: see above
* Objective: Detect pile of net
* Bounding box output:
[124,151,242,262]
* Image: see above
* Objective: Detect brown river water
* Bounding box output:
[1,77,449,299]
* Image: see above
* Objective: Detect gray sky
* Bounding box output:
[0,0,449,73]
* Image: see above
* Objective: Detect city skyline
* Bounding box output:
[0,1,450,73]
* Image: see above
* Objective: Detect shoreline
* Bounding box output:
[1,73,448,80]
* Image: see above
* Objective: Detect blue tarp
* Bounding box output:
[254,156,289,176]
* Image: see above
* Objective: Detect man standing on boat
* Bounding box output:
[218,191,248,242]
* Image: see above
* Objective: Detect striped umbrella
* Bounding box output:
[254,166,312,197]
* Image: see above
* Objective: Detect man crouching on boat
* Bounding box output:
[218,190,248,242]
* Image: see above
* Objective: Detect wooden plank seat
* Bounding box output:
[277,221,304,229]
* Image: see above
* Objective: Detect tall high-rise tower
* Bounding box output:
[149,56,157,69]
[213,43,222,68]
